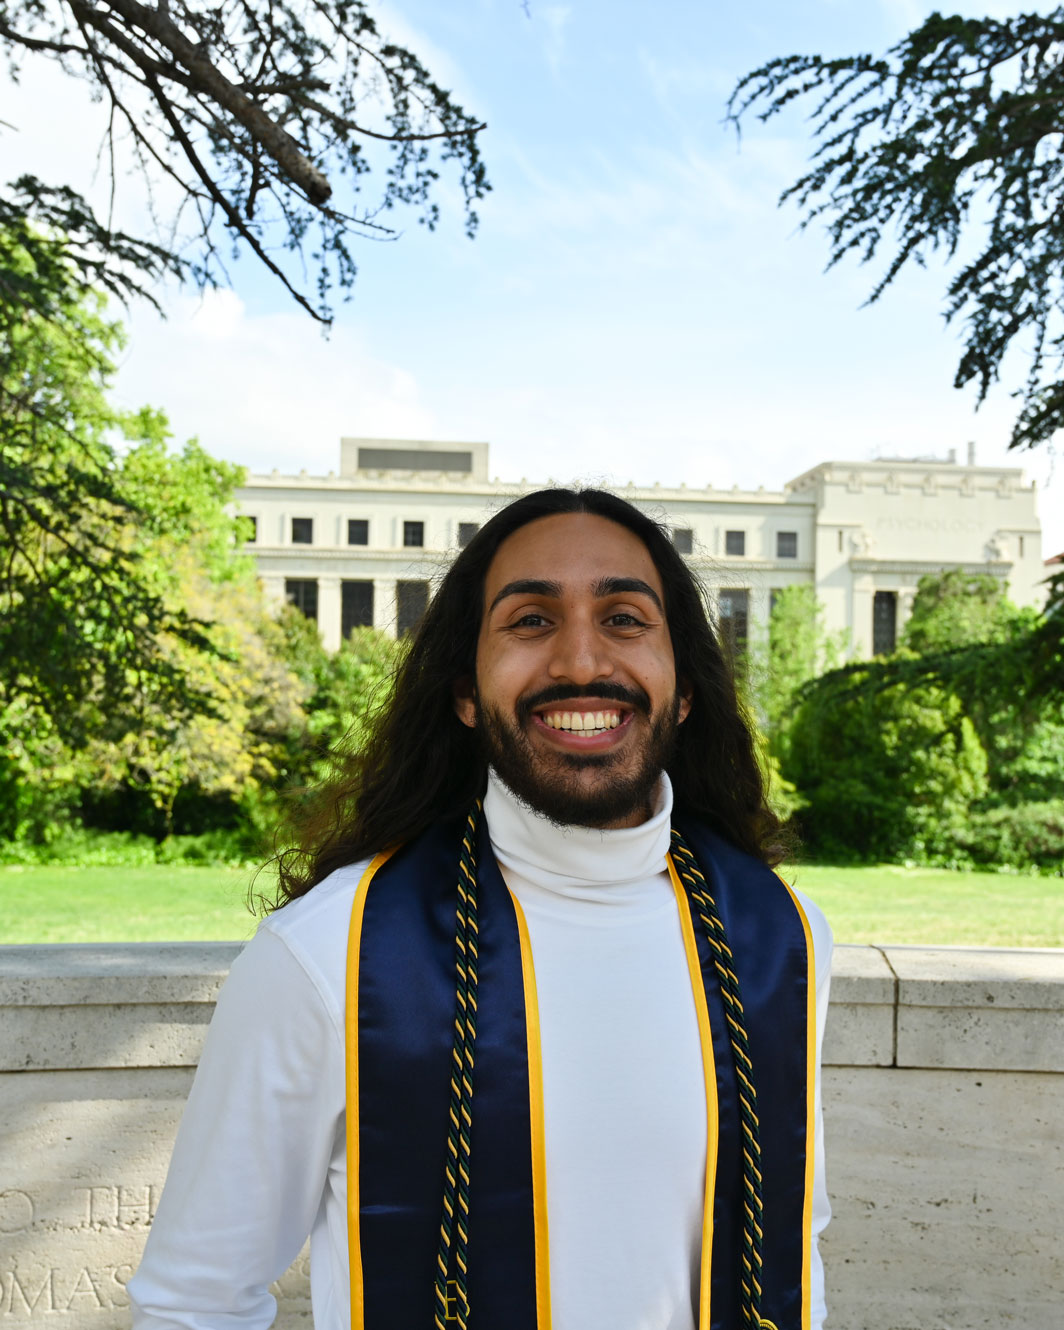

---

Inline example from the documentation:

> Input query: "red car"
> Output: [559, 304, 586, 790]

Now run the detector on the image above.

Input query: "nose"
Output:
[547, 614, 614, 684]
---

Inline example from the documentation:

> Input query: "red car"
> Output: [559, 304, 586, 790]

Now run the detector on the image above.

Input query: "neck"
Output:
[483, 768, 674, 894]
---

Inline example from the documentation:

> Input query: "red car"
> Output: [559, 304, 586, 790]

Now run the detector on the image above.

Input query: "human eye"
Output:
[605, 610, 646, 629]
[510, 610, 551, 630]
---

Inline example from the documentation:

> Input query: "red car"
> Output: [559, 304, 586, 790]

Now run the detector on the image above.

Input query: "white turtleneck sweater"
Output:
[129, 774, 831, 1330]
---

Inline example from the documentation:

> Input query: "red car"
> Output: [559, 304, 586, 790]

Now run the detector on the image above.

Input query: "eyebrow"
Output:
[488, 576, 664, 615]
[488, 579, 563, 613]
[592, 577, 664, 612]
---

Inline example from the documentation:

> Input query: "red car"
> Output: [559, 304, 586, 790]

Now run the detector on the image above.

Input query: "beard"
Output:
[475, 682, 682, 829]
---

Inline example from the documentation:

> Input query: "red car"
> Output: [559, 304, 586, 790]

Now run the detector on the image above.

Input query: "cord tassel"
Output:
[670, 827, 767, 1329]
[436, 802, 481, 1328]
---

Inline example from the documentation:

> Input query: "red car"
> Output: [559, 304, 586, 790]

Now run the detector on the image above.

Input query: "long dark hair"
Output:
[272, 488, 784, 904]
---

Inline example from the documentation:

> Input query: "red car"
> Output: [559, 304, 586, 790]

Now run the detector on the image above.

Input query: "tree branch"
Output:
[67, 0, 333, 205]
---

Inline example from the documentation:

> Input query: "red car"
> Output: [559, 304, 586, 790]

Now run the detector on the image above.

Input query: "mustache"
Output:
[515, 681, 651, 724]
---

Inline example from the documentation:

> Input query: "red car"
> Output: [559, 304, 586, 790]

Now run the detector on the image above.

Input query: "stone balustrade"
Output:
[2, 942, 1061, 1329]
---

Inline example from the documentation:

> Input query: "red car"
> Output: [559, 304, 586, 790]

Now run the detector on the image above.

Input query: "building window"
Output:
[672, 527, 693, 555]
[718, 588, 749, 657]
[458, 522, 479, 549]
[1019, 535, 1025, 558]
[838, 529, 844, 553]
[244, 515, 257, 543]
[291, 517, 313, 544]
[348, 519, 369, 546]
[725, 530, 745, 557]
[342, 581, 374, 636]
[873, 591, 897, 655]
[397, 580, 430, 637]
[777, 531, 798, 559]
[285, 579, 318, 622]
[403, 520, 425, 548]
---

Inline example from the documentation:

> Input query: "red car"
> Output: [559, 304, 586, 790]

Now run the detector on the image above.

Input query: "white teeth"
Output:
[542, 709, 622, 733]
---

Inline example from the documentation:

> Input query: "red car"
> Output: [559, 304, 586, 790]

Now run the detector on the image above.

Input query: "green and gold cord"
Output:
[670, 827, 767, 1329]
[435, 802, 481, 1329]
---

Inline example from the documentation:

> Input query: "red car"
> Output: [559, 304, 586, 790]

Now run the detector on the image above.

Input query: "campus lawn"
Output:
[0, 865, 265, 945]
[784, 863, 1062, 948]
[2, 860, 1061, 947]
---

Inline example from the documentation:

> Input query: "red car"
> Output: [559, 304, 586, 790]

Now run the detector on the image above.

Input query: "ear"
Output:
[677, 679, 693, 725]
[453, 675, 477, 729]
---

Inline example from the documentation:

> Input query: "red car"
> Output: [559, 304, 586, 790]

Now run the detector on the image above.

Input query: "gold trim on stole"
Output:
[345, 849, 397, 1330]
[666, 851, 720, 1330]
[508, 890, 554, 1330]
[776, 875, 818, 1330]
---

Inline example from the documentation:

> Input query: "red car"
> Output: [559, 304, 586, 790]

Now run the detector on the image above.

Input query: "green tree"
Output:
[754, 585, 847, 756]
[901, 569, 1017, 654]
[785, 662, 989, 862]
[900, 570, 1064, 805]
[784, 570, 1064, 865]
[76, 437, 309, 838]
[2, 6, 489, 741]
[0, 228, 216, 743]
[1, 428, 311, 846]
[2, 1, 489, 322]
[729, 9, 1064, 663]
[275, 610, 400, 788]
[728, 9, 1064, 453]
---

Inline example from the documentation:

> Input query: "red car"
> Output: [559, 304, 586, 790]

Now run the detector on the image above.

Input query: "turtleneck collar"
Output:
[484, 767, 674, 903]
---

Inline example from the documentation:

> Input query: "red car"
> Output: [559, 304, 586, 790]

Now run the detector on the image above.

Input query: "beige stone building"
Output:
[235, 437, 1046, 655]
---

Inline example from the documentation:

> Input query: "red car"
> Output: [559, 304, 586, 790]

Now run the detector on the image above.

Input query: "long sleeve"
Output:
[798, 887, 834, 1330]
[128, 926, 346, 1330]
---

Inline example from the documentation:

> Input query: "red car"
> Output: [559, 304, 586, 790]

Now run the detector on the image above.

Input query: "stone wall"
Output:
[2, 943, 1061, 1329]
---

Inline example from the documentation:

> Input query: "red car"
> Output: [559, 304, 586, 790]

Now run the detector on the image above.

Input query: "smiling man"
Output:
[130, 489, 833, 1330]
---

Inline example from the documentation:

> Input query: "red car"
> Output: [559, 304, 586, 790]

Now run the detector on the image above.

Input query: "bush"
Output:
[786, 663, 989, 862]
[954, 802, 1064, 872]
[0, 825, 258, 867]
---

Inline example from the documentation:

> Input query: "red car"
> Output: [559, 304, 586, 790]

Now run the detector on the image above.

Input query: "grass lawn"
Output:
[1, 861, 1060, 948]
[0, 865, 267, 945]
[784, 862, 1062, 948]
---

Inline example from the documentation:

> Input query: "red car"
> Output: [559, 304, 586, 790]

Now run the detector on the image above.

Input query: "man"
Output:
[130, 488, 832, 1330]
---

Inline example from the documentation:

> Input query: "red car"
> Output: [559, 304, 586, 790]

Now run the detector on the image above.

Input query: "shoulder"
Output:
[250, 858, 375, 1022]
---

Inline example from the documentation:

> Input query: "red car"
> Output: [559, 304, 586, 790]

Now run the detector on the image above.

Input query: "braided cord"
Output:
[670, 828, 767, 1329]
[434, 803, 481, 1330]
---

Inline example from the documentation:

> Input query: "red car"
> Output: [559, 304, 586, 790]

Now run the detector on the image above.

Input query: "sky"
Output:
[4, 0, 1062, 557]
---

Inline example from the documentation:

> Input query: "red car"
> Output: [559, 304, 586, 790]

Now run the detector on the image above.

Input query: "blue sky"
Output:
[4, 0, 1061, 555]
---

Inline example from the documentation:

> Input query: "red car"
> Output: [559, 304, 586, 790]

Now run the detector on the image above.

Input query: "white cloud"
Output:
[113, 290, 437, 474]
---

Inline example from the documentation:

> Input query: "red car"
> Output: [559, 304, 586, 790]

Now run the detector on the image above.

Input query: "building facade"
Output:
[235, 437, 1046, 655]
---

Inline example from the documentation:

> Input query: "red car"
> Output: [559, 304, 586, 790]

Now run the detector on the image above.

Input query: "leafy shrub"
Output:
[0, 825, 257, 867]
[954, 802, 1064, 872]
[786, 662, 989, 862]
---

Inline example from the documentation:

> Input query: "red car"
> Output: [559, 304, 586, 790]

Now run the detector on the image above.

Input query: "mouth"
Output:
[529, 702, 635, 746]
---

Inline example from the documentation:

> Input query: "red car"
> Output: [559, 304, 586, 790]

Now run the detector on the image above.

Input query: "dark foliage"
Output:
[729, 8, 1064, 452]
[0, 224, 218, 744]
[1, 0, 490, 321]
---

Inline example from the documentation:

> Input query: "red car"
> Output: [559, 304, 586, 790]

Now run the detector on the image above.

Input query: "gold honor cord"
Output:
[435, 803, 481, 1330]
[669, 828, 770, 1330]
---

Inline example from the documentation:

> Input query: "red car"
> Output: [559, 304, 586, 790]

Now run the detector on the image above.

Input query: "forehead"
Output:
[482, 512, 665, 610]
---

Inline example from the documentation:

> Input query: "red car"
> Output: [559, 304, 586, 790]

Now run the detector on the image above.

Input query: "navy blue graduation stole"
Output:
[345, 812, 816, 1330]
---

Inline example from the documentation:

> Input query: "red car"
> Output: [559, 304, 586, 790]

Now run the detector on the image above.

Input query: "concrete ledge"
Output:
[881, 945, 1064, 1073]
[6, 942, 1061, 1073]
[0, 943, 241, 1006]
[2, 942, 1063, 1330]
[822, 944, 896, 1067]
[0, 945, 242, 1073]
